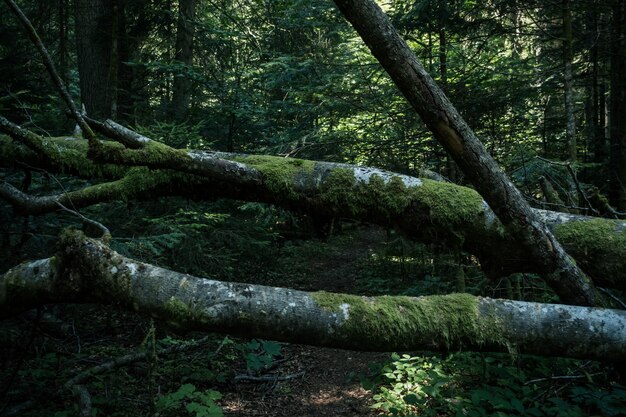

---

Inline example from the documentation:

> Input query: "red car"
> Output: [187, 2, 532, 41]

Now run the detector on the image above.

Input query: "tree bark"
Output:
[74, 0, 114, 119]
[58, 0, 69, 85]
[331, 0, 598, 306]
[1, 127, 626, 292]
[1, 231, 625, 361]
[609, 0, 626, 210]
[116, 0, 152, 123]
[588, 1, 606, 163]
[170, 0, 196, 121]
[563, 0, 577, 162]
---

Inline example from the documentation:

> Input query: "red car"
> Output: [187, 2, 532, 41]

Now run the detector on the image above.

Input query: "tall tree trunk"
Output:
[609, 0, 626, 210]
[563, 0, 576, 161]
[600, 81, 607, 151]
[109, 0, 119, 119]
[116, 3, 133, 122]
[116, 0, 152, 123]
[74, 0, 114, 119]
[171, 0, 196, 122]
[332, 0, 599, 306]
[589, 2, 606, 162]
[439, 29, 459, 182]
[57, 0, 68, 85]
[438, 29, 447, 84]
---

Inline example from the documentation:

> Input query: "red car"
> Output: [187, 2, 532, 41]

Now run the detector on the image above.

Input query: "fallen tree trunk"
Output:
[1, 230, 625, 361]
[1, 132, 625, 291]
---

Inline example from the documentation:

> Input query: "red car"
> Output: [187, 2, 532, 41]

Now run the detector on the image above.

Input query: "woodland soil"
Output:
[221, 226, 389, 416]
[0, 226, 393, 416]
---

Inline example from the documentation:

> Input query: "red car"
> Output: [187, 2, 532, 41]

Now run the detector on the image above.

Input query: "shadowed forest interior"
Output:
[1, 0, 626, 416]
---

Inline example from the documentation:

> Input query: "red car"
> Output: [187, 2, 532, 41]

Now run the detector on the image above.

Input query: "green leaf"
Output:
[247, 340, 260, 350]
[510, 397, 524, 413]
[261, 340, 281, 356]
[403, 393, 420, 405]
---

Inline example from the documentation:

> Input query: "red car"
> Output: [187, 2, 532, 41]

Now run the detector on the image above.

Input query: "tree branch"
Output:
[3, 0, 95, 139]
[55, 202, 110, 238]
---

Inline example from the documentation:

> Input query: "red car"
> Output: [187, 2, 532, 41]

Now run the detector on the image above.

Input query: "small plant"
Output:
[242, 339, 282, 374]
[364, 352, 626, 417]
[367, 353, 451, 416]
[155, 383, 223, 417]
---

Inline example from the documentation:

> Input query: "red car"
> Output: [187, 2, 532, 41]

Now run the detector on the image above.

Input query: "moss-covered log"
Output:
[1, 130, 626, 291]
[0, 119, 123, 179]
[1, 231, 625, 361]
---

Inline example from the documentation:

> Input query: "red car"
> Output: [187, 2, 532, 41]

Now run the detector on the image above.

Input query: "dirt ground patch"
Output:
[222, 345, 386, 416]
[221, 227, 390, 416]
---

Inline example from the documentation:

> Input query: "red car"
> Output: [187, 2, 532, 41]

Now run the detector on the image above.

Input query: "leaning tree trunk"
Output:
[331, 0, 597, 306]
[1, 231, 625, 361]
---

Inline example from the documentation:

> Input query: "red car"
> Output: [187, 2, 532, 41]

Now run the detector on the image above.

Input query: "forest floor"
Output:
[221, 227, 390, 417]
[0, 226, 395, 417]
[221, 345, 383, 417]
[3, 223, 626, 417]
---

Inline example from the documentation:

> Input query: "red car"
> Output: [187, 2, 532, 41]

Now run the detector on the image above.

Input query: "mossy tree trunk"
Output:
[1, 231, 625, 361]
[1, 124, 626, 293]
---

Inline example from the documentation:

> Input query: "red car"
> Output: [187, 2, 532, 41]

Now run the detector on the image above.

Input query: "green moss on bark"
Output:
[57, 229, 134, 302]
[317, 169, 485, 237]
[89, 138, 188, 167]
[76, 167, 201, 205]
[318, 168, 363, 213]
[554, 219, 626, 286]
[410, 180, 485, 226]
[230, 155, 316, 197]
[2, 134, 127, 179]
[317, 169, 410, 219]
[312, 292, 507, 351]
[163, 296, 214, 330]
[165, 297, 193, 321]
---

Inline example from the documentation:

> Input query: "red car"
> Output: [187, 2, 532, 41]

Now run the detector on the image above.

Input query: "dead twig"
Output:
[536, 156, 598, 215]
[525, 372, 603, 385]
[55, 202, 111, 239]
[234, 371, 305, 383]
[65, 336, 212, 389]
[3, 336, 219, 417]
[598, 288, 626, 309]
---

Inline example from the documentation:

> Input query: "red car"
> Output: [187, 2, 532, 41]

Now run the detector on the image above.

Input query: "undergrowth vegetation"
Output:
[2, 179, 626, 415]
[364, 352, 626, 417]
